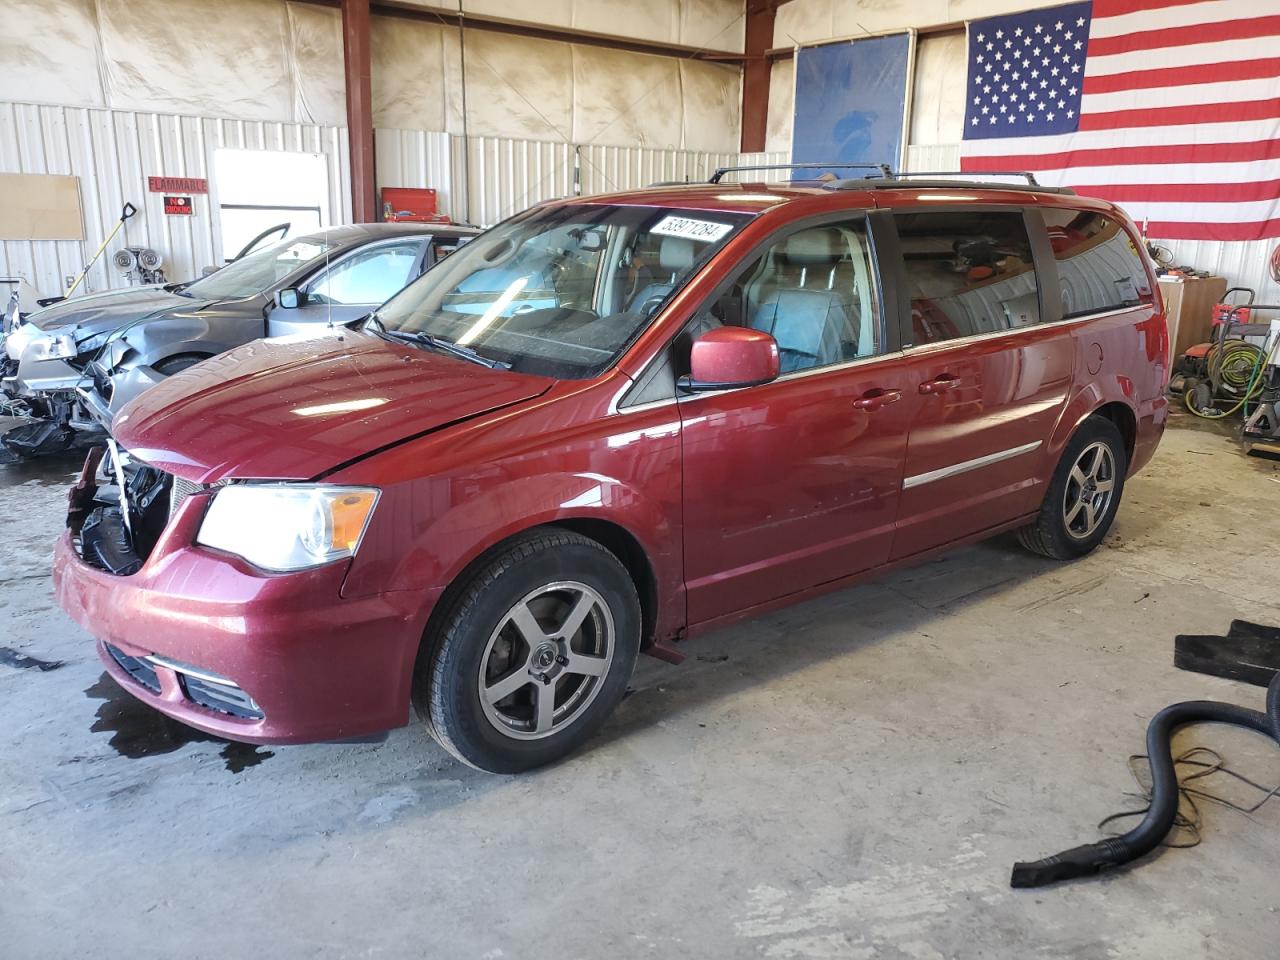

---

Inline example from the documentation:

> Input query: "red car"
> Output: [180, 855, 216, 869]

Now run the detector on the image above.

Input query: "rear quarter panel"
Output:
[1047, 217, 1169, 477]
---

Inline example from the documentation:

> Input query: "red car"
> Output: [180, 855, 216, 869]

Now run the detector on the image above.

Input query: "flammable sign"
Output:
[163, 195, 193, 216]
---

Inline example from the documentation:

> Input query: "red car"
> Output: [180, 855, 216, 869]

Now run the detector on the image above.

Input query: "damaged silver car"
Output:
[1, 223, 477, 459]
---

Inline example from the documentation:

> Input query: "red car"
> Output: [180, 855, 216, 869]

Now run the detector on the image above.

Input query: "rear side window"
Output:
[896, 211, 1040, 345]
[1042, 208, 1155, 318]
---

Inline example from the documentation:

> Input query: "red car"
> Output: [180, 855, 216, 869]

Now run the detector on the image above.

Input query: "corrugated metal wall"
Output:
[374, 131, 786, 228]
[0, 101, 349, 302]
[3, 98, 780, 301]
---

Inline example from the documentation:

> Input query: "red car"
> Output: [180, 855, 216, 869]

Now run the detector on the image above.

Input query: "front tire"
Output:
[1018, 415, 1127, 560]
[415, 529, 641, 773]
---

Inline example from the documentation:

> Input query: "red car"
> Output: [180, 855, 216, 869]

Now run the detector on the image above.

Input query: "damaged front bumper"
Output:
[54, 448, 427, 744]
[0, 356, 106, 459]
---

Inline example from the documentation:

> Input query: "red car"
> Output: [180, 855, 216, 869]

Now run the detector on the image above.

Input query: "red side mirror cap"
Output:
[682, 326, 781, 392]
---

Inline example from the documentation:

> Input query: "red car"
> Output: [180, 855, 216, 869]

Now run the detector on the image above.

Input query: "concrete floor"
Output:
[2, 410, 1278, 960]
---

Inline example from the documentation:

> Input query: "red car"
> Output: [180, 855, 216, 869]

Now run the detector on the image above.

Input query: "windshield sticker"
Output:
[651, 216, 733, 243]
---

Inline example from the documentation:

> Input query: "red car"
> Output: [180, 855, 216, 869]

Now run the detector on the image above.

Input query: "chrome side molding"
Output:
[903, 440, 1042, 490]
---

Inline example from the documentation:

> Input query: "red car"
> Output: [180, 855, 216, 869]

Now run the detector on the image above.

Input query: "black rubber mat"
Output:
[1175, 620, 1280, 688]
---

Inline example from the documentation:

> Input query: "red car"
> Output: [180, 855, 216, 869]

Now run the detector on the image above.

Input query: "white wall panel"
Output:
[374, 128, 457, 218]
[0, 102, 349, 300]
[463, 137, 577, 227]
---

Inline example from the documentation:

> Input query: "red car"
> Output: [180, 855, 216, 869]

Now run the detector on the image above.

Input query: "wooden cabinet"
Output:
[1159, 275, 1227, 358]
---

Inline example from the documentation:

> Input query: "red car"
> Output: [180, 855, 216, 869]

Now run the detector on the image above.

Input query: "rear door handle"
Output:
[851, 388, 903, 411]
[918, 375, 961, 395]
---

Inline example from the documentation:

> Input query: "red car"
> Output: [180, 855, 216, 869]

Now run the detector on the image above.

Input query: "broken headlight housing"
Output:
[25, 331, 78, 361]
[196, 483, 380, 572]
[4, 321, 38, 360]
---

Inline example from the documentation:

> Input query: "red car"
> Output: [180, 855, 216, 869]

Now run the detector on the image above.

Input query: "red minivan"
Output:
[54, 174, 1168, 772]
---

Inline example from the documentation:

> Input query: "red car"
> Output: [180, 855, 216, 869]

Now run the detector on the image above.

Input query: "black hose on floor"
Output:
[1010, 670, 1280, 888]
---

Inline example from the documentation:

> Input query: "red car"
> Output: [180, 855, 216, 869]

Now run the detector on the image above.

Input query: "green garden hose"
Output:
[1184, 336, 1278, 420]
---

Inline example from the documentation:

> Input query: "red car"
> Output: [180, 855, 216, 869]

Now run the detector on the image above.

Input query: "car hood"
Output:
[112, 330, 553, 483]
[29, 285, 215, 338]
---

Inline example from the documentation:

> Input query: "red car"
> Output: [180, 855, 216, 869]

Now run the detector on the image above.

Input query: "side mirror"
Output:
[201, 265, 219, 277]
[678, 326, 780, 393]
[275, 287, 302, 310]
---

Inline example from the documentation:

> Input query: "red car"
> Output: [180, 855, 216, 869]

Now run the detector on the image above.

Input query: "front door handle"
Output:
[851, 388, 903, 411]
[918, 375, 961, 395]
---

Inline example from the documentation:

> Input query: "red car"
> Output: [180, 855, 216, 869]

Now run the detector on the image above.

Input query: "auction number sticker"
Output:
[651, 215, 733, 243]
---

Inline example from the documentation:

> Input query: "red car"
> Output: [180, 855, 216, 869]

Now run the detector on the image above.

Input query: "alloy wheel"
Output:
[1062, 440, 1116, 540]
[477, 581, 615, 740]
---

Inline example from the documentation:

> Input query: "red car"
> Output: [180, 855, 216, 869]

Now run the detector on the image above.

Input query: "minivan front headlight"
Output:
[196, 484, 380, 572]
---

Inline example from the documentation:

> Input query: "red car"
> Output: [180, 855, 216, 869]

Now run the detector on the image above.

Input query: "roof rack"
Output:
[824, 171, 1076, 196]
[896, 170, 1043, 186]
[708, 162, 893, 184]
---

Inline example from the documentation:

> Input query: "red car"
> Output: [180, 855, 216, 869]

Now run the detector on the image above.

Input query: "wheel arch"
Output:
[418, 518, 661, 669]
[1090, 400, 1137, 464]
[1050, 381, 1140, 472]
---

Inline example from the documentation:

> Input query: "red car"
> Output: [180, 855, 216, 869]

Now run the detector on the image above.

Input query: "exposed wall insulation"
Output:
[285, 1, 347, 125]
[773, 0, 1071, 47]
[407, 0, 747, 53]
[765, 60, 795, 156]
[98, 0, 299, 121]
[0, 102, 349, 299]
[0, 0, 742, 154]
[0, 0, 106, 108]
[457, 33, 741, 151]
[370, 16, 458, 134]
[908, 31, 964, 147]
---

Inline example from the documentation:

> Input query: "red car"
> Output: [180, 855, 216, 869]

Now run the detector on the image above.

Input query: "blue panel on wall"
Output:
[791, 33, 911, 174]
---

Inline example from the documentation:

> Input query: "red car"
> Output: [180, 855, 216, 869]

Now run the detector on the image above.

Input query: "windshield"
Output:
[183, 237, 337, 300]
[373, 204, 751, 378]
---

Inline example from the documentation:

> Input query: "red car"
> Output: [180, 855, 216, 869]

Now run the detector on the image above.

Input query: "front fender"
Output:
[104, 363, 167, 420]
[115, 313, 261, 371]
[350, 470, 679, 597]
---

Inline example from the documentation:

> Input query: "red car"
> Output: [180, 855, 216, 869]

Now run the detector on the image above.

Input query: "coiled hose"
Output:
[1010, 669, 1280, 888]
[1184, 336, 1276, 420]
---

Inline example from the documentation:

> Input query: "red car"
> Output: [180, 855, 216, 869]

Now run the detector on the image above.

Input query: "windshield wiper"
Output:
[377, 328, 511, 370]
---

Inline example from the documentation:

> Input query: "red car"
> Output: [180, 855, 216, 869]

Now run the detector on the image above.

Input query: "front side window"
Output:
[695, 220, 881, 373]
[897, 210, 1040, 345]
[307, 241, 421, 305]
[183, 238, 336, 300]
[1042, 208, 1154, 318]
[373, 204, 751, 379]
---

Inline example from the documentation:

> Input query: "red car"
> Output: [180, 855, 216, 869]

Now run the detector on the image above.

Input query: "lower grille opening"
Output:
[105, 643, 161, 693]
[180, 675, 264, 720]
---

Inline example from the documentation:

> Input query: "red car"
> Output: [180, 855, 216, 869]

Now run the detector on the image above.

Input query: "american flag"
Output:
[960, 0, 1280, 242]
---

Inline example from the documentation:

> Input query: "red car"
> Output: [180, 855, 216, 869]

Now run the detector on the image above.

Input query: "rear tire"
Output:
[415, 529, 640, 773]
[1017, 415, 1127, 561]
